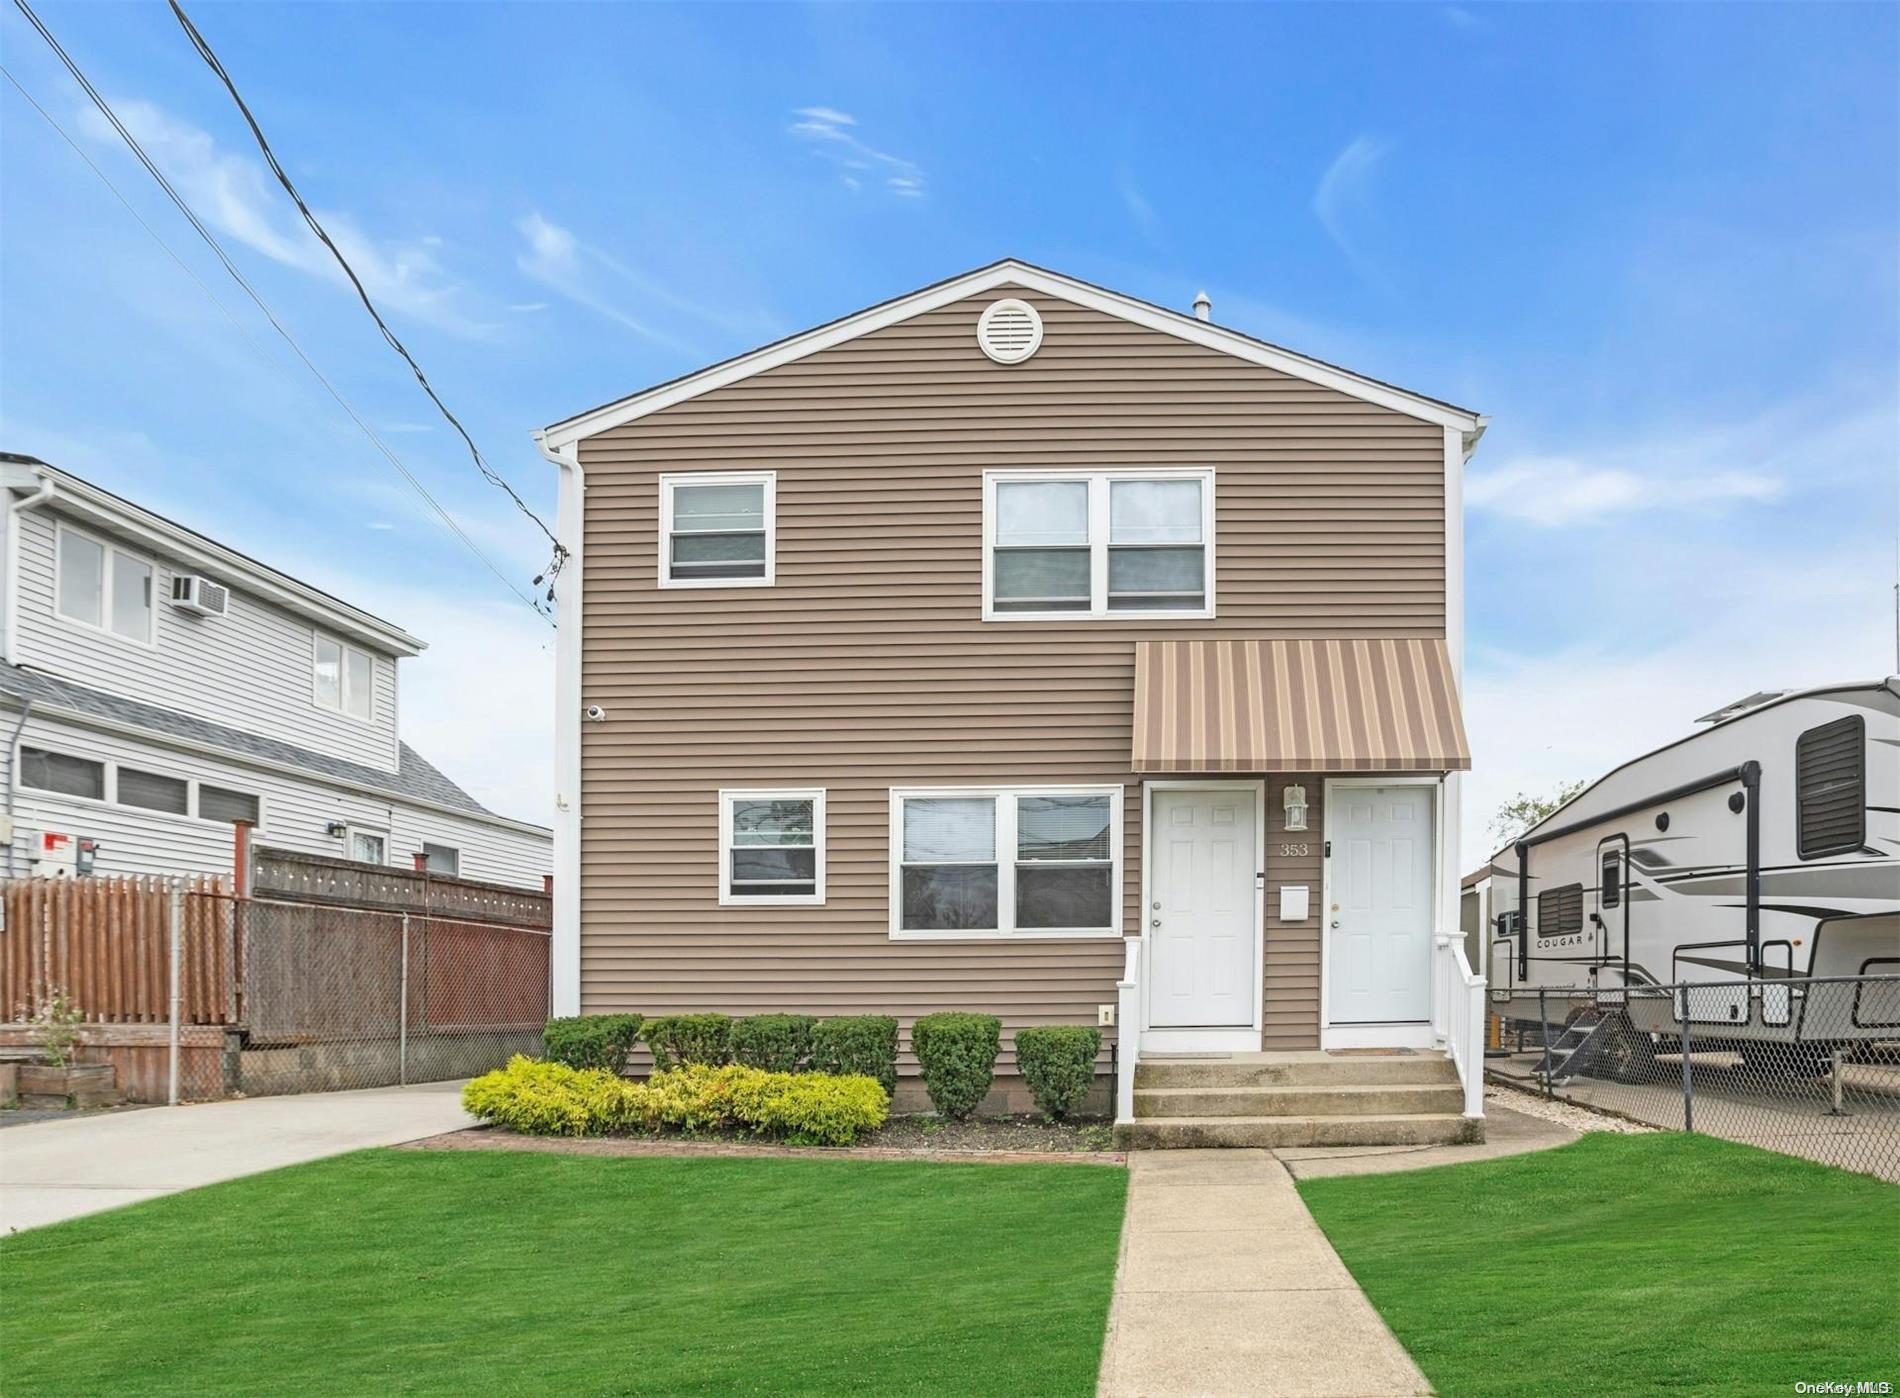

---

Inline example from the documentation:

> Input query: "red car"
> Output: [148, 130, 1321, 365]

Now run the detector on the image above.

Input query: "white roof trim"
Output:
[536, 260, 1483, 451]
[1, 461, 424, 656]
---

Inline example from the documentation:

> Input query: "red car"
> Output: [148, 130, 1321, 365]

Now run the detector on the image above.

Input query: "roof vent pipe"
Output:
[1192, 290, 1212, 322]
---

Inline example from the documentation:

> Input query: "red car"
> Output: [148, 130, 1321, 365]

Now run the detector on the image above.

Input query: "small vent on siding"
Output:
[976, 298, 1043, 364]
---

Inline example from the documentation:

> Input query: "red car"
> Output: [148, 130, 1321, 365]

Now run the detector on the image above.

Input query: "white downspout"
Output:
[3, 469, 57, 667]
[534, 432, 584, 1016]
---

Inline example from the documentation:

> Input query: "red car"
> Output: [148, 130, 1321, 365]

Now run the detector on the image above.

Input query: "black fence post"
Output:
[1679, 989, 1694, 1134]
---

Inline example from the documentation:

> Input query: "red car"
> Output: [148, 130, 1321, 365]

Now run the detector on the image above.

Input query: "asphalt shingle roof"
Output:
[0, 661, 493, 817]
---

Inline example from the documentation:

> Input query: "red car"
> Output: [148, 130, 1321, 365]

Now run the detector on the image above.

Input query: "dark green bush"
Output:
[542, 1014, 643, 1074]
[729, 1014, 817, 1073]
[810, 1015, 898, 1096]
[1014, 1025, 1102, 1120]
[642, 1014, 732, 1071]
[910, 1012, 1001, 1120]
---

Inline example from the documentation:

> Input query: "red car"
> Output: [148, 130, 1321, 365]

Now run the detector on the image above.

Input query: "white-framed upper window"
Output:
[719, 788, 824, 905]
[983, 469, 1214, 621]
[347, 827, 388, 865]
[55, 522, 156, 645]
[421, 842, 460, 876]
[890, 786, 1121, 940]
[313, 633, 375, 721]
[660, 471, 775, 588]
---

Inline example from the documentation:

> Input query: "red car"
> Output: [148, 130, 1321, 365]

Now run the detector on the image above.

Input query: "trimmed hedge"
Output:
[462, 1056, 888, 1145]
[911, 1012, 1001, 1120]
[1015, 1025, 1102, 1120]
[730, 1014, 817, 1074]
[542, 1014, 643, 1074]
[810, 1015, 898, 1096]
[643, 1014, 732, 1070]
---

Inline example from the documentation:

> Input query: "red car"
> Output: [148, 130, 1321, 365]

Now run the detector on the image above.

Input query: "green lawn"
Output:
[0, 1149, 1127, 1396]
[1298, 1132, 1899, 1397]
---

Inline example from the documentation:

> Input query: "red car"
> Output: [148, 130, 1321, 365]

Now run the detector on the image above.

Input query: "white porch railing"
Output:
[1115, 936, 1141, 1124]
[1434, 933, 1487, 1118]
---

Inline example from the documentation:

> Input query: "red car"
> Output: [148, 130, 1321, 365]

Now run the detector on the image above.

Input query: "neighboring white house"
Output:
[0, 454, 550, 888]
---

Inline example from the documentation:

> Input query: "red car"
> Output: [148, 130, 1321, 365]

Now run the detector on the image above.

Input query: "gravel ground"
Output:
[1485, 1080, 1656, 1135]
[872, 1114, 1115, 1153]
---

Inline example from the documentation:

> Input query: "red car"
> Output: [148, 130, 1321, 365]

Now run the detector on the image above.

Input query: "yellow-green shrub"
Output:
[463, 1056, 889, 1146]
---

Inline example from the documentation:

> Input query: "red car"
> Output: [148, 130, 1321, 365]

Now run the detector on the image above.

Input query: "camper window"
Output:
[1600, 853, 1621, 909]
[1795, 716, 1864, 860]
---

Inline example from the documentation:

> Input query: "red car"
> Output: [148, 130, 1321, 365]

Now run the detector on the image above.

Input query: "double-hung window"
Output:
[985, 470, 1213, 620]
[313, 634, 374, 720]
[661, 472, 775, 587]
[56, 523, 154, 644]
[719, 789, 824, 904]
[892, 787, 1120, 938]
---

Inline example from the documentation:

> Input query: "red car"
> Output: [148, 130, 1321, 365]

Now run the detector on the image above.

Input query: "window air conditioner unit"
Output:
[170, 575, 230, 617]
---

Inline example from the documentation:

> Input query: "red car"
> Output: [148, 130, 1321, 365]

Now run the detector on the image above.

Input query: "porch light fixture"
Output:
[1282, 784, 1309, 832]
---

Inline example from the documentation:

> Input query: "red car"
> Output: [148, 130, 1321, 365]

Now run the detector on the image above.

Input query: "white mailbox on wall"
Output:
[1279, 885, 1310, 921]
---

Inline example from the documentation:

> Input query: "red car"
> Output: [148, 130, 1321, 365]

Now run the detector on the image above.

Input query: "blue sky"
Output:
[2, 2, 1895, 854]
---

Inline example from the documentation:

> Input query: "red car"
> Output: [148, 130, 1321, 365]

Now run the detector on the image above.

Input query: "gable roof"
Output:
[0, 661, 549, 834]
[535, 258, 1487, 453]
[0, 454, 424, 657]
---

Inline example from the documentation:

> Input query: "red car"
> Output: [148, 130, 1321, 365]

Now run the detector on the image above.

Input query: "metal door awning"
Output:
[1131, 637, 1472, 773]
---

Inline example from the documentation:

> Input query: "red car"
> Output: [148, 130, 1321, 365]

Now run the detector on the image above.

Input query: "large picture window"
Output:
[892, 787, 1120, 938]
[985, 470, 1213, 620]
[661, 472, 775, 587]
[720, 789, 824, 905]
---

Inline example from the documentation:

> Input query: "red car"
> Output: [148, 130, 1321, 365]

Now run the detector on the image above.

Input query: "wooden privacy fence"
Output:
[1, 875, 232, 1024]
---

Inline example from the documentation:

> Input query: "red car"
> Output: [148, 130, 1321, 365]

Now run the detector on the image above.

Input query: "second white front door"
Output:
[1150, 787, 1257, 1028]
[1328, 784, 1435, 1024]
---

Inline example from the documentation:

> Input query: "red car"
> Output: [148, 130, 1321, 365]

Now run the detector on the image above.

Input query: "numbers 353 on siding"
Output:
[1279, 842, 1309, 857]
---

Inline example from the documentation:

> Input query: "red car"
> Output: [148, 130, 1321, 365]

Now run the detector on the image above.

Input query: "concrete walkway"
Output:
[0, 1080, 475, 1233]
[1098, 1149, 1431, 1398]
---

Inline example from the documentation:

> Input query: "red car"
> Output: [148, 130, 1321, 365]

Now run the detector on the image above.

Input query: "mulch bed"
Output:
[405, 1115, 1125, 1166]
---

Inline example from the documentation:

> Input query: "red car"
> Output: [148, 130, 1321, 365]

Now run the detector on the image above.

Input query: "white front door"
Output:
[1328, 785, 1434, 1024]
[1150, 787, 1257, 1028]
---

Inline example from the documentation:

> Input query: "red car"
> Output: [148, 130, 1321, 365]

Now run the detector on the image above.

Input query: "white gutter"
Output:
[3, 468, 57, 666]
[534, 430, 584, 1015]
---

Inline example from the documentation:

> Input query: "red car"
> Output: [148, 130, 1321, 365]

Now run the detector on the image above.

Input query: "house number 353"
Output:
[1279, 842, 1309, 857]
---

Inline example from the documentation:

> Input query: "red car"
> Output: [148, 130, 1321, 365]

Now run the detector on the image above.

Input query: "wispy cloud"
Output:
[1116, 167, 1161, 244]
[508, 302, 549, 314]
[1312, 134, 1392, 283]
[77, 98, 491, 337]
[788, 106, 926, 199]
[1467, 457, 1782, 526]
[514, 212, 775, 349]
[1441, 6, 1485, 31]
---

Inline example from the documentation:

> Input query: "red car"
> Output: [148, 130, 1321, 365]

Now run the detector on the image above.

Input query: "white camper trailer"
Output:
[1489, 678, 1899, 1055]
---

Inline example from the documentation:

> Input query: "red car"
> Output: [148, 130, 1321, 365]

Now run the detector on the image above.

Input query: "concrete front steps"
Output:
[1116, 1049, 1483, 1150]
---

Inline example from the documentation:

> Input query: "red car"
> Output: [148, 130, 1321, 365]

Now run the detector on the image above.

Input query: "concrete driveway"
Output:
[0, 1080, 475, 1233]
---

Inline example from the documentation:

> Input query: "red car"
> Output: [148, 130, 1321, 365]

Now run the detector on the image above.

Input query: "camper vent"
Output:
[1795, 715, 1864, 859]
[976, 298, 1043, 364]
[170, 575, 230, 618]
[1537, 883, 1583, 938]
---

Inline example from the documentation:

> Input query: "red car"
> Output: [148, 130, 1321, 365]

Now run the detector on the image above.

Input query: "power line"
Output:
[166, 0, 566, 601]
[7, 0, 550, 620]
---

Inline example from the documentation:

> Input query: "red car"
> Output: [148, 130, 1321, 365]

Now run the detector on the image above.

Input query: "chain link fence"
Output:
[1488, 975, 1900, 1182]
[197, 893, 550, 1096]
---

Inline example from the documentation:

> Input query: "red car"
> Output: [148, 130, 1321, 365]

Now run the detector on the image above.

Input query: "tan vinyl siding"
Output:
[575, 286, 1446, 1063]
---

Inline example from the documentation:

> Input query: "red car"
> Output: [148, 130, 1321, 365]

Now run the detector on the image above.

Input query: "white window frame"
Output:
[14, 746, 267, 832]
[658, 470, 777, 590]
[54, 521, 158, 648]
[345, 825, 389, 866]
[981, 468, 1215, 622]
[420, 842, 461, 877]
[888, 784, 1123, 941]
[719, 787, 825, 906]
[311, 632, 376, 723]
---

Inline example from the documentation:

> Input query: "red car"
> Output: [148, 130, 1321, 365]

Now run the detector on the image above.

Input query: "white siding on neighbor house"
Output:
[5, 713, 551, 889]
[10, 506, 401, 773]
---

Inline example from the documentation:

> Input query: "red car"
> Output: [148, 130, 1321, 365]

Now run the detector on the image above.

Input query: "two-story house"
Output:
[534, 260, 1486, 1134]
[0, 455, 550, 889]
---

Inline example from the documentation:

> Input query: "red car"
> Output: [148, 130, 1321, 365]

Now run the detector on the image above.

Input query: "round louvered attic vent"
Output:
[976, 298, 1043, 364]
